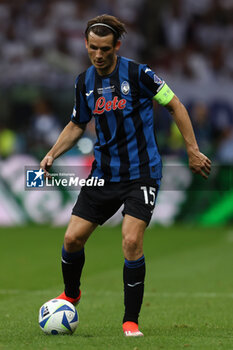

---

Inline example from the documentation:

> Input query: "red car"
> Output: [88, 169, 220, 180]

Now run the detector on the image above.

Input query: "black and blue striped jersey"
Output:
[71, 56, 174, 182]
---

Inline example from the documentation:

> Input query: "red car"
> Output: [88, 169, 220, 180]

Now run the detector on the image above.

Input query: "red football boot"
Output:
[56, 290, 81, 306]
[123, 321, 144, 337]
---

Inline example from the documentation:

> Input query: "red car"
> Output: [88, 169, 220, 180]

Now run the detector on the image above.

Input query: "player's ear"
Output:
[115, 40, 121, 52]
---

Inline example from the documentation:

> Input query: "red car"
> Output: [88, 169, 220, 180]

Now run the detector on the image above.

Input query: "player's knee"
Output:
[122, 236, 142, 256]
[64, 232, 85, 251]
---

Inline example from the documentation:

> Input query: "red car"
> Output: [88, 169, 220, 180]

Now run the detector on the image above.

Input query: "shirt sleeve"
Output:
[71, 74, 92, 124]
[139, 65, 174, 106]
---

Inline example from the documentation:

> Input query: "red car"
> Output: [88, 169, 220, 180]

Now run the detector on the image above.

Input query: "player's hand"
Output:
[188, 151, 211, 179]
[40, 155, 54, 177]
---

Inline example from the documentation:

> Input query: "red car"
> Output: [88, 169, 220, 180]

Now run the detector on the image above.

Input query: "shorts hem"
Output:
[122, 210, 151, 226]
[72, 211, 102, 225]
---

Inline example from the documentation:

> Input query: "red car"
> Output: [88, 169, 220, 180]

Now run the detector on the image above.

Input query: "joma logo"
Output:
[93, 96, 126, 115]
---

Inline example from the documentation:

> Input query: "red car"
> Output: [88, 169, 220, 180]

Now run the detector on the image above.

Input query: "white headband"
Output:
[89, 23, 117, 35]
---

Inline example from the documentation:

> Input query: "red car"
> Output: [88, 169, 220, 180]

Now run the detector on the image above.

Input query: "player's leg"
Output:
[122, 214, 146, 336]
[58, 215, 98, 304]
[64, 214, 98, 252]
[58, 181, 122, 305]
[121, 178, 160, 336]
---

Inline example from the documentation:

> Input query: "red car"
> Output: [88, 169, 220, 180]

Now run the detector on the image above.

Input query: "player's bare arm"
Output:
[166, 95, 211, 179]
[40, 121, 85, 171]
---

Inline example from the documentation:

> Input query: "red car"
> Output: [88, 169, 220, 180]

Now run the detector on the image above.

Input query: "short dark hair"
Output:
[85, 14, 127, 46]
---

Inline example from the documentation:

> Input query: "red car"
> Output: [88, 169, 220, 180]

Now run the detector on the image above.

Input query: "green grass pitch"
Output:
[0, 224, 233, 349]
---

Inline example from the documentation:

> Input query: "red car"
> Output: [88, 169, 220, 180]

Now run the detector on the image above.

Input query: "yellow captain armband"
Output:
[153, 83, 174, 106]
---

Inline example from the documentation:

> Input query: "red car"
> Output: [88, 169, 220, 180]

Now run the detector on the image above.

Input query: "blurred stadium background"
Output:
[0, 0, 233, 227]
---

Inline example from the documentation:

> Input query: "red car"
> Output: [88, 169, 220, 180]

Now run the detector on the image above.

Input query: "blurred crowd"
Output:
[0, 0, 232, 84]
[0, 0, 233, 163]
[144, 0, 233, 81]
[0, 0, 145, 86]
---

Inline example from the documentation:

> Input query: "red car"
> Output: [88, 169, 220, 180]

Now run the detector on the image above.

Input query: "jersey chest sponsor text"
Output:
[93, 96, 126, 115]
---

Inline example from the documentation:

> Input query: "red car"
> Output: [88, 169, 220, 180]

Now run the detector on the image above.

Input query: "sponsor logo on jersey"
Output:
[93, 96, 126, 115]
[121, 81, 130, 95]
[86, 90, 93, 97]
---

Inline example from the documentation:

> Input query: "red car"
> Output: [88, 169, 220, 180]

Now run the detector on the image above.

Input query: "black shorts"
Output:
[72, 178, 160, 225]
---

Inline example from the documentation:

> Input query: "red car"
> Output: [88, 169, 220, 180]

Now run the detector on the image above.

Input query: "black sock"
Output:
[61, 245, 85, 298]
[123, 255, 145, 324]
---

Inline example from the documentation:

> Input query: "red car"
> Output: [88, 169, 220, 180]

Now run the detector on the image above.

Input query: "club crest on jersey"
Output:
[121, 81, 130, 95]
